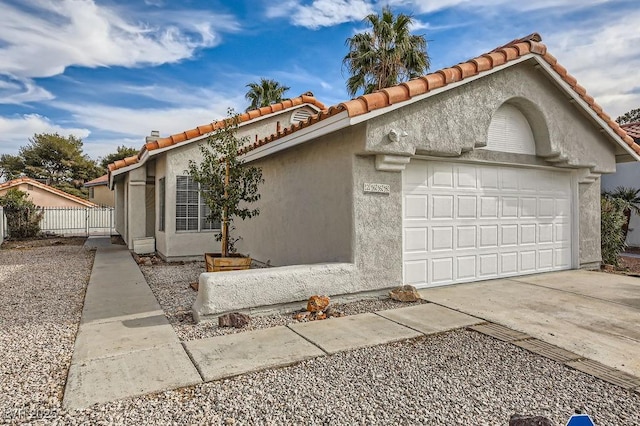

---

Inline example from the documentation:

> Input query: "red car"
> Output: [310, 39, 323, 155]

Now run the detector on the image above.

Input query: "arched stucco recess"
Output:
[363, 61, 617, 177]
[484, 97, 551, 155]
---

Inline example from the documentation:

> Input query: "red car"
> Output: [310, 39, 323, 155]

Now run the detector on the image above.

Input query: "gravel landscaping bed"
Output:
[140, 262, 425, 341]
[0, 243, 94, 423]
[30, 330, 640, 425]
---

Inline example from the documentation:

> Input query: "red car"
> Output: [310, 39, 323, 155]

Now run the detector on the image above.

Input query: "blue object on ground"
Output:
[566, 414, 595, 426]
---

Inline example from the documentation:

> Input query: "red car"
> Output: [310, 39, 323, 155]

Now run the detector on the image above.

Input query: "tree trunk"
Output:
[623, 207, 632, 241]
[221, 160, 230, 257]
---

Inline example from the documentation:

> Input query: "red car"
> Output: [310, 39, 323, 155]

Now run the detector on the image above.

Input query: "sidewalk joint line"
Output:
[181, 341, 206, 383]
[285, 325, 330, 355]
[372, 311, 427, 336]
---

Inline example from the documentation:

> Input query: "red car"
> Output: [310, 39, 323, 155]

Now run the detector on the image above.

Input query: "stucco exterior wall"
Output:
[350, 154, 404, 288]
[234, 125, 363, 265]
[579, 179, 602, 267]
[601, 162, 640, 247]
[89, 185, 114, 207]
[366, 61, 617, 175]
[0, 184, 89, 208]
[152, 106, 319, 260]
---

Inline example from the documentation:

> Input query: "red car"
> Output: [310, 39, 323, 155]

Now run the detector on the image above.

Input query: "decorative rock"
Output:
[218, 312, 251, 328]
[307, 295, 330, 312]
[313, 312, 327, 321]
[293, 311, 310, 321]
[190, 282, 199, 291]
[389, 285, 421, 302]
[509, 414, 553, 426]
[324, 306, 343, 318]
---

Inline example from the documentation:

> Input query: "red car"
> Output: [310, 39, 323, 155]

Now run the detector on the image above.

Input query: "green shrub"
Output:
[0, 189, 43, 239]
[601, 195, 627, 266]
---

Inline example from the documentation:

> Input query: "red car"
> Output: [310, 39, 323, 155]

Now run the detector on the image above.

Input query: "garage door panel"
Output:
[480, 196, 499, 218]
[457, 226, 477, 249]
[404, 195, 428, 219]
[431, 258, 454, 284]
[480, 225, 498, 248]
[403, 160, 572, 287]
[431, 227, 453, 251]
[431, 163, 454, 187]
[404, 260, 428, 285]
[404, 228, 428, 252]
[457, 165, 477, 188]
[500, 252, 518, 274]
[479, 254, 498, 277]
[432, 195, 454, 219]
[457, 195, 477, 218]
[457, 256, 477, 280]
[501, 225, 518, 246]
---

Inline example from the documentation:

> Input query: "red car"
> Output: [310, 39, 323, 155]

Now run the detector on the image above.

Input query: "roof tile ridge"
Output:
[108, 93, 325, 173]
[1, 177, 96, 207]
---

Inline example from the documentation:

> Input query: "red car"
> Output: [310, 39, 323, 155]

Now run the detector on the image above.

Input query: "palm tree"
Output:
[245, 78, 290, 111]
[603, 186, 640, 240]
[342, 7, 430, 97]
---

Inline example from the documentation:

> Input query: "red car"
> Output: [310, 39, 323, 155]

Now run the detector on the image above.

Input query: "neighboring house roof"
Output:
[0, 177, 98, 207]
[621, 122, 640, 141]
[84, 174, 109, 187]
[239, 33, 640, 159]
[108, 93, 325, 174]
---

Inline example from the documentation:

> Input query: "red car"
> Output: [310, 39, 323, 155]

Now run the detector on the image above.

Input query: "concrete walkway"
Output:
[418, 270, 640, 379]
[63, 238, 202, 410]
[63, 237, 483, 409]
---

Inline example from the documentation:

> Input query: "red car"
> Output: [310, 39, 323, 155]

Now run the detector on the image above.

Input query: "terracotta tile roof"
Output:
[621, 122, 640, 141]
[0, 177, 98, 207]
[239, 33, 640, 157]
[108, 94, 325, 173]
[84, 174, 108, 187]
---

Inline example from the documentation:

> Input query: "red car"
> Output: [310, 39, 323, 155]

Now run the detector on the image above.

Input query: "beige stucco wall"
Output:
[234, 125, 363, 266]
[0, 184, 88, 207]
[89, 185, 114, 207]
[154, 109, 307, 259]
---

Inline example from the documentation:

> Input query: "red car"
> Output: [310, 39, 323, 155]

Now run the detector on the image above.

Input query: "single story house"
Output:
[84, 174, 115, 207]
[601, 122, 640, 246]
[109, 33, 640, 319]
[108, 94, 325, 254]
[0, 177, 97, 208]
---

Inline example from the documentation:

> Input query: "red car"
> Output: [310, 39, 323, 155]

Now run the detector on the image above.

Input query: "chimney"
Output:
[146, 130, 160, 143]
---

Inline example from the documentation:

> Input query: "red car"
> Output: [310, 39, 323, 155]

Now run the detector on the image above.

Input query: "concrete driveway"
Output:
[418, 270, 640, 378]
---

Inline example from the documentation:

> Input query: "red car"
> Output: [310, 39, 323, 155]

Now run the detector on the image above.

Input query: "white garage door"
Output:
[403, 161, 573, 287]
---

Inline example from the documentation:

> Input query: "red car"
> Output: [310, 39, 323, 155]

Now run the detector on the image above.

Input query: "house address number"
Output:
[364, 182, 390, 194]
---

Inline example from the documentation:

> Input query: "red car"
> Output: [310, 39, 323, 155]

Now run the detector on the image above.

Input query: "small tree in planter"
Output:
[187, 109, 263, 272]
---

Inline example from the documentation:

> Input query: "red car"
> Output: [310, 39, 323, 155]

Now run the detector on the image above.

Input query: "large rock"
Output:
[218, 312, 251, 328]
[389, 285, 421, 302]
[307, 295, 330, 312]
[509, 414, 553, 426]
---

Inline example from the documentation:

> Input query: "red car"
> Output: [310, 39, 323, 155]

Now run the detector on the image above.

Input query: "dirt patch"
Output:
[618, 254, 640, 275]
[1, 236, 86, 250]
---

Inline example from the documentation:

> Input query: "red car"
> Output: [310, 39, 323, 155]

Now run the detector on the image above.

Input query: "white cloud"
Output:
[0, 0, 239, 106]
[387, 0, 614, 14]
[0, 76, 54, 104]
[54, 92, 245, 140]
[0, 0, 238, 79]
[0, 114, 91, 154]
[267, 0, 375, 28]
[545, 8, 640, 117]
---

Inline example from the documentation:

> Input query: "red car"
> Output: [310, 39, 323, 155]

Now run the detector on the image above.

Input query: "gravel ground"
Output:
[0, 243, 94, 424]
[3, 246, 640, 424]
[18, 330, 640, 425]
[140, 262, 426, 341]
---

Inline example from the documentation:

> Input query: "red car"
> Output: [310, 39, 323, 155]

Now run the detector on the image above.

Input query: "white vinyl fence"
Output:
[1, 207, 115, 238]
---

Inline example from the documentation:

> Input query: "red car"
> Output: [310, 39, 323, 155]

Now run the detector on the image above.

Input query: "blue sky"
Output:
[1, 0, 638, 162]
